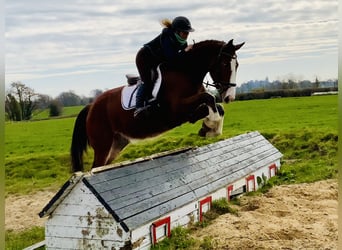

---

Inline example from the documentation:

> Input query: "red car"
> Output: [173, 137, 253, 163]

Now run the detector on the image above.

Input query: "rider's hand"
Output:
[185, 44, 193, 52]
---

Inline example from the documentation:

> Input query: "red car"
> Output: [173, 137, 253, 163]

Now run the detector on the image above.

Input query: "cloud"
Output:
[5, 0, 338, 96]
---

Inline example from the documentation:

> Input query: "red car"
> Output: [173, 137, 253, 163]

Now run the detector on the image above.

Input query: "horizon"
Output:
[8, 76, 337, 99]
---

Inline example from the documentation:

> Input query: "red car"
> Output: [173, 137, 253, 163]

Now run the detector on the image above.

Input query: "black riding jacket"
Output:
[144, 28, 188, 63]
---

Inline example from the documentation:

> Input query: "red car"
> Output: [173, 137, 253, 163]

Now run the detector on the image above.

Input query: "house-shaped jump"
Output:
[39, 131, 282, 249]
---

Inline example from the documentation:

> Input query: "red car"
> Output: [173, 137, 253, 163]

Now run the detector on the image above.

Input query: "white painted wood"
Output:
[45, 224, 127, 240]
[45, 236, 127, 250]
[155, 225, 167, 240]
[45, 182, 129, 249]
[211, 187, 229, 201]
[130, 201, 200, 249]
[23, 240, 45, 250]
[201, 202, 210, 214]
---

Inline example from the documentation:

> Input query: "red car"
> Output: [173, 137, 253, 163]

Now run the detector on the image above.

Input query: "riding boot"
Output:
[134, 83, 151, 118]
[135, 83, 146, 108]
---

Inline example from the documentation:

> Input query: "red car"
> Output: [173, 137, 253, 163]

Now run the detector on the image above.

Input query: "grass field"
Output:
[5, 95, 337, 195]
[31, 105, 83, 120]
[5, 95, 338, 249]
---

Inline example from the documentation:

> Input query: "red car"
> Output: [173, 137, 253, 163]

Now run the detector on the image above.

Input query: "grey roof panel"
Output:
[84, 131, 282, 230]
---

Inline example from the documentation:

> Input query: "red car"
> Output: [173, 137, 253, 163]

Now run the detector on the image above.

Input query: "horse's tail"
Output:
[71, 105, 90, 173]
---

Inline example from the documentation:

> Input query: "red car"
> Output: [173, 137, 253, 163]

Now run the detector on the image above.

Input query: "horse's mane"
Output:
[191, 39, 225, 51]
[167, 40, 225, 71]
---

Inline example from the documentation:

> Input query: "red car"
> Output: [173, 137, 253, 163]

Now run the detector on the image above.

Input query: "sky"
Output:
[5, 0, 338, 98]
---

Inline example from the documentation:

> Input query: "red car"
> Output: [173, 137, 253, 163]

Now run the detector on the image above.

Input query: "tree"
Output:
[57, 91, 82, 106]
[314, 77, 320, 88]
[87, 89, 104, 103]
[49, 100, 63, 117]
[35, 94, 52, 110]
[5, 94, 21, 121]
[91, 89, 103, 99]
[5, 82, 38, 121]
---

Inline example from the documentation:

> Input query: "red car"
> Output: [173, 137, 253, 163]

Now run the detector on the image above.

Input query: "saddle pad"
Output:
[121, 65, 162, 110]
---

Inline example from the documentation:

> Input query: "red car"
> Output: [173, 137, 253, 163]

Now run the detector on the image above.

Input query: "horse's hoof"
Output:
[198, 122, 211, 137]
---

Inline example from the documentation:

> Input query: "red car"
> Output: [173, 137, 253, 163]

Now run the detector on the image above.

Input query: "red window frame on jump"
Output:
[246, 175, 256, 192]
[269, 163, 277, 178]
[151, 216, 171, 245]
[227, 185, 234, 201]
[199, 196, 212, 222]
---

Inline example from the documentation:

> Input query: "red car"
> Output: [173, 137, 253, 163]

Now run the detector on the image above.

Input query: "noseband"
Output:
[206, 45, 237, 94]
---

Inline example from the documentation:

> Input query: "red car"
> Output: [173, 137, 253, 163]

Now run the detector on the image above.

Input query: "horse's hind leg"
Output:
[105, 133, 130, 165]
[92, 134, 129, 168]
[92, 141, 113, 169]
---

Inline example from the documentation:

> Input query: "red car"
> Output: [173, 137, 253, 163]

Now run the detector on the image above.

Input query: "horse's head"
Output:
[209, 39, 244, 103]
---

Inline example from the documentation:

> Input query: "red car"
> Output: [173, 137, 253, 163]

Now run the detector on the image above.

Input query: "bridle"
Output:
[206, 44, 237, 94]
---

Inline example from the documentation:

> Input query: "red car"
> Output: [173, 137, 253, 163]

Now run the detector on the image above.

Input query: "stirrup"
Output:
[134, 105, 150, 118]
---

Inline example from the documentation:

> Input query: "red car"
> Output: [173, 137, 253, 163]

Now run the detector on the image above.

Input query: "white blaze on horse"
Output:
[70, 39, 244, 171]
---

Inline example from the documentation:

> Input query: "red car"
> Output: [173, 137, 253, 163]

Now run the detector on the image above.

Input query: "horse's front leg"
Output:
[179, 92, 220, 123]
[198, 103, 225, 137]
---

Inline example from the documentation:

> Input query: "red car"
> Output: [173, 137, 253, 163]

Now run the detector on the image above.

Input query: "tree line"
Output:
[5, 82, 104, 121]
[237, 77, 337, 94]
[235, 77, 338, 100]
[5, 77, 338, 121]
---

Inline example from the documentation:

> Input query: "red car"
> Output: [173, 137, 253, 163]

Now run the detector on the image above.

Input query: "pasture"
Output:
[5, 95, 338, 249]
[5, 95, 337, 195]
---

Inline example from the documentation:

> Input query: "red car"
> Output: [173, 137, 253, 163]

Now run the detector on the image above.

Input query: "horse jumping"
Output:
[71, 39, 244, 172]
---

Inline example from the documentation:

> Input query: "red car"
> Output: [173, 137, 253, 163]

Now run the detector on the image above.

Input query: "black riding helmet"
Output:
[172, 16, 195, 32]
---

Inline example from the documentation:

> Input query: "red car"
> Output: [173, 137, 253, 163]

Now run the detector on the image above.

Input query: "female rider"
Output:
[134, 16, 195, 118]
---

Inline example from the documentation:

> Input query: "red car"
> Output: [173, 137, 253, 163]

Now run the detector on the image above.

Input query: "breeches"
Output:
[135, 47, 159, 90]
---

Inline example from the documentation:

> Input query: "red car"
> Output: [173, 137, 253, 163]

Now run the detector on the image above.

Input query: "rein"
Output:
[204, 81, 236, 88]
[207, 44, 237, 93]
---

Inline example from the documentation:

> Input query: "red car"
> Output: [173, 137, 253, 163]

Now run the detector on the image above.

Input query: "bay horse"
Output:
[71, 39, 244, 172]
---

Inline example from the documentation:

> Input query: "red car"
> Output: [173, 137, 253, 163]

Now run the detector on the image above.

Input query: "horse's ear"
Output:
[227, 39, 234, 46]
[234, 42, 245, 51]
[227, 39, 244, 51]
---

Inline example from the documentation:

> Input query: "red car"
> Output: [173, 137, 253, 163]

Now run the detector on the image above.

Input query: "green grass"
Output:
[5, 95, 337, 195]
[5, 117, 79, 194]
[31, 106, 83, 120]
[151, 226, 197, 250]
[115, 95, 337, 162]
[5, 95, 338, 249]
[223, 95, 337, 134]
[5, 227, 45, 250]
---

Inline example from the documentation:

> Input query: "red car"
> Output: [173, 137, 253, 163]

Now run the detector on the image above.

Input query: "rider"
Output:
[134, 16, 195, 118]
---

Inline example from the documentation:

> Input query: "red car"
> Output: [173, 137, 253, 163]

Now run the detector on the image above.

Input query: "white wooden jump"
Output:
[39, 131, 282, 250]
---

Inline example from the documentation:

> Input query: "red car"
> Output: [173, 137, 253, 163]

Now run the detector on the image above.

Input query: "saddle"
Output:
[121, 65, 162, 110]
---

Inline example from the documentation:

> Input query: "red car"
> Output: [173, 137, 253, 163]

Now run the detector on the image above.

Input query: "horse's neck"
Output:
[164, 41, 221, 85]
[185, 43, 221, 82]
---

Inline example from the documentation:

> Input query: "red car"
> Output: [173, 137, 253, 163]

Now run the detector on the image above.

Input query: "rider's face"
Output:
[179, 31, 189, 40]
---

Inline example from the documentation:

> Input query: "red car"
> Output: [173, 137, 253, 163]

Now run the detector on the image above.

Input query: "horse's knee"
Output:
[189, 104, 209, 123]
[216, 103, 224, 116]
[207, 106, 221, 122]
[204, 92, 218, 112]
